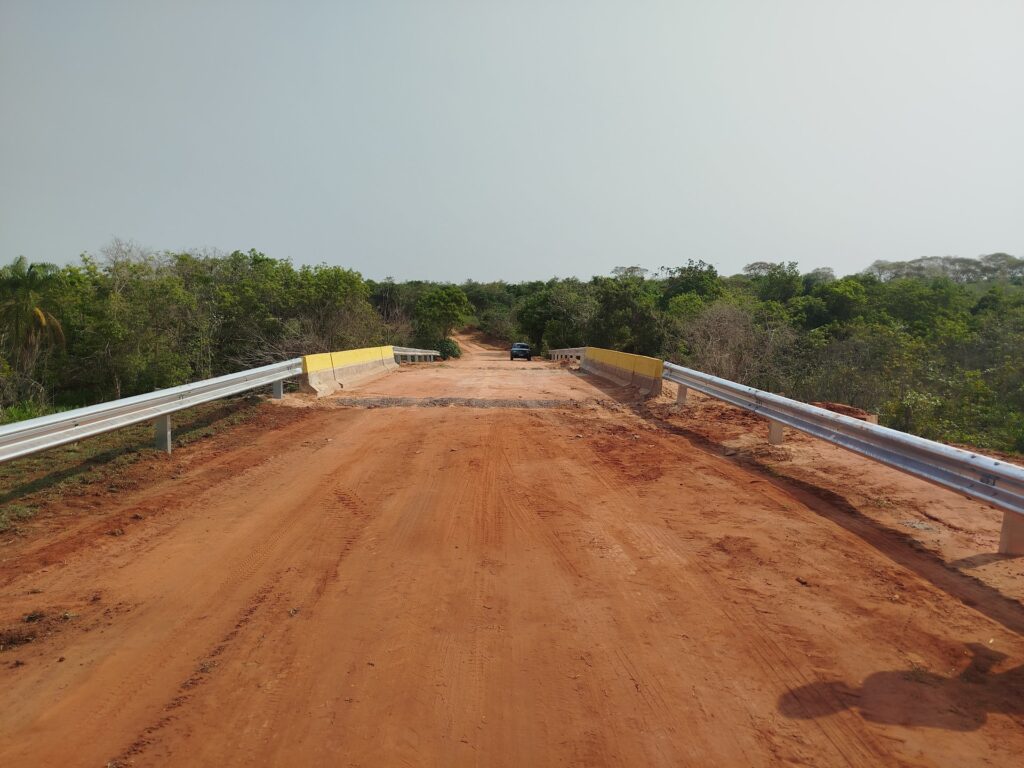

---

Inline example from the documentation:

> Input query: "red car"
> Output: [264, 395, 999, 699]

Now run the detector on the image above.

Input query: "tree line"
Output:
[0, 240, 469, 420]
[2, 242, 1022, 453]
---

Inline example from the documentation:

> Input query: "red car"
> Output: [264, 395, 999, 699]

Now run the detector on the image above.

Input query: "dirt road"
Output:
[2, 338, 1023, 766]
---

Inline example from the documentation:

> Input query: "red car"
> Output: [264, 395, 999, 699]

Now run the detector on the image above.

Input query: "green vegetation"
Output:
[2, 244, 1023, 454]
[413, 285, 474, 350]
[0, 503, 36, 534]
[461, 255, 1024, 454]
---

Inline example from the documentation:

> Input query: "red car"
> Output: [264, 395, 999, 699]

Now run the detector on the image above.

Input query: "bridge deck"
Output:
[1, 336, 1022, 766]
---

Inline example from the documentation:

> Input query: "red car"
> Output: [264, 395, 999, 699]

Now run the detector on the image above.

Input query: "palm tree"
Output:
[0, 256, 65, 376]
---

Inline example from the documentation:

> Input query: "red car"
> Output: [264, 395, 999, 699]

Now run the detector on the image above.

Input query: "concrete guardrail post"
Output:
[272, 380, 284, 399]
[768, 420, 784, 445]
[1000, 513, 1024, 555]
[676, 385, 688, 405]
[154, 414, 172, 454]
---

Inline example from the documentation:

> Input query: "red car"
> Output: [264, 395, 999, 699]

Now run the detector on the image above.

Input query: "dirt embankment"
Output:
[1, 334, 1022, 767]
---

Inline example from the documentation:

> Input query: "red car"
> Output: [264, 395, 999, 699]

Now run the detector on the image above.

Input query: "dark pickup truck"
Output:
[510, 342, 532, 361]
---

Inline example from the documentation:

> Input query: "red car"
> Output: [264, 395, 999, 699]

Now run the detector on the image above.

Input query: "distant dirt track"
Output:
[1, 333, 1023, 766]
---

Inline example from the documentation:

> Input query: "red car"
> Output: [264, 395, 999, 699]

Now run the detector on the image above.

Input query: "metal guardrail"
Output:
[548, 347, 585, 361]
[0, 358, 303, 462]
[662, 361, 1024, 518]
[392, 346, 440, 362]
[0, 345, 442, 463]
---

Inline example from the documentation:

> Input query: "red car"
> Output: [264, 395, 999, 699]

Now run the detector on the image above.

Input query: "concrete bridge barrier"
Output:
[581, 347, 663, 397]
[300, 346, 399, 397]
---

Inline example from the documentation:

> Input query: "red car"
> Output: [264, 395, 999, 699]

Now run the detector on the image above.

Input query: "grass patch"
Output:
[0, 503, 36, 533]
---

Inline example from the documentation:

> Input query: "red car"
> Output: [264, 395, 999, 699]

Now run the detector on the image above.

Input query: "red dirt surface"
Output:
[1, 333, 1022, 766]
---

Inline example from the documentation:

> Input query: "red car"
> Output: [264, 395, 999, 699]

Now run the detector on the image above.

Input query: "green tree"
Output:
[660, 260, 722, 307]
[744, 261, 803, 303]
[801, 267, 836, 293]
[543, 279, 597, 349]
[514, 289, 551, 347]
[414, 285, 473, 343]
[813, 278, 867, 322]
[0, 256, 65, 397]
[785, 295, 829, 329]
[588, 273, 663, 355]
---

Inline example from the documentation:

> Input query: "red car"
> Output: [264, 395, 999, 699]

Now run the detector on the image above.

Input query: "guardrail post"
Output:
[999, 512, 1024, 555]
[676, 385, 688, 405]
[154, 414, 172, 454]
[271, 380, 284, 399]
[768, 420, 784, 445]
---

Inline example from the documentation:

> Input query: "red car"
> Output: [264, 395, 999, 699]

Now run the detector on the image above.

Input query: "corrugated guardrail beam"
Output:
[662, 361, 1024, 554]
[0, 345, 441, 463]
[0, 358, 303, 461]
[548, 347, 584, 361]
[392, 346, 441, 363]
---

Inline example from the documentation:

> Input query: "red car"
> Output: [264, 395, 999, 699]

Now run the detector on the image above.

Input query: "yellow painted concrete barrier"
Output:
[582, 347, 663, 396]
[301, 345, 397, 396]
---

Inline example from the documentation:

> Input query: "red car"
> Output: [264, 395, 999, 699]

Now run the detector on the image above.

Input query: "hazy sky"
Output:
[2, 1, 1021, 282]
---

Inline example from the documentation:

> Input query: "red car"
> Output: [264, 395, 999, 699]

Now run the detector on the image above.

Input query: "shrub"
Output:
[435, 338, 461, 360]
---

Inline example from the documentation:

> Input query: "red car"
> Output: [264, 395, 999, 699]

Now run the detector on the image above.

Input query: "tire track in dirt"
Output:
[2, 341, 1023, 766]
[510, 409, 902, 766]
[115, 484, 379, 766]
[0, 410, 394, 767]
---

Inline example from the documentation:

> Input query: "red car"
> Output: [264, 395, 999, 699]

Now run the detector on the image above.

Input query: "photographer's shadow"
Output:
[779, 643, 1023, 731]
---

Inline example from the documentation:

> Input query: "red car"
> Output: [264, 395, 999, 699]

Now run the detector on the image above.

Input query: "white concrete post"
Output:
[154, 414, 172, 454]
[676, 385, 688, 405]
[999, 512, 1024, 555]
[768, 420, 784, 445]
[271, 380, 284, 399]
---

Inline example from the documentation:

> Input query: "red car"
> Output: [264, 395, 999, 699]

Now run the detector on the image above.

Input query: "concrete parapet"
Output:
[580, 347, 663, 397]
[301, 346, 398, 397]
